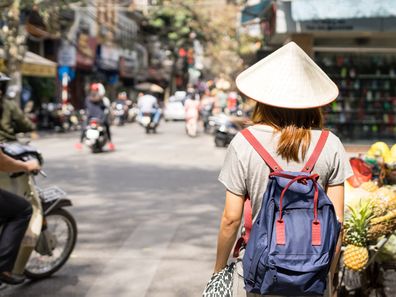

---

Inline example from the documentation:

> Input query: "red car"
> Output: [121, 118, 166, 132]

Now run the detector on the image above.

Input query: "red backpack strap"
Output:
[241, 129, 283, 172]
[233, 195, 252, 258]
[234, 128, 281, 258]
[302, 130, 329, 173]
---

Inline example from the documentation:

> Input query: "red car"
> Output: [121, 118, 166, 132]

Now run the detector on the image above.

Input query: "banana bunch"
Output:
[367, 142, 396, 164]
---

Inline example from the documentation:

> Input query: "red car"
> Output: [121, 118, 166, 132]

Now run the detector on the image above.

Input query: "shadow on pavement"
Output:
[2, 159, 225, 297]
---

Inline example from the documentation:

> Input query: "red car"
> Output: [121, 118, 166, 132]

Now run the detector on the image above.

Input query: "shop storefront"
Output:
[242, 0, 396, 140]
[0, 50, 57, 78]
[0, 49, 57, 108]
[316, 50, 396, 140]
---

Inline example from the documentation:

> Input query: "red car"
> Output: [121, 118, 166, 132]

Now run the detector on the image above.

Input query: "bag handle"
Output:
[302, 130, 329, 173]
[241, 129, 283, 172]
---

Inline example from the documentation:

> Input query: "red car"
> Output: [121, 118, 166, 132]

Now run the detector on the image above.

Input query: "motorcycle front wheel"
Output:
[25, 208, 77, 280]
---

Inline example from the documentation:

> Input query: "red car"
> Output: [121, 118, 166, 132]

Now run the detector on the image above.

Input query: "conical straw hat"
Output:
[236, 42, 339, 109]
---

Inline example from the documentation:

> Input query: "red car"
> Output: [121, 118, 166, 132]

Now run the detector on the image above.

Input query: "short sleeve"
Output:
[328, 136, 354, 186]
[218, 144, 247, 196]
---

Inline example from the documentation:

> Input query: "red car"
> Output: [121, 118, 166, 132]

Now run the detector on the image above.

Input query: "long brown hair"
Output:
[252, 103, 324, 162]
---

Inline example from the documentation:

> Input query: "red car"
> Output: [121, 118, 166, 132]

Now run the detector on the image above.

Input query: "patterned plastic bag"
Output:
[203, 263, 235, 297]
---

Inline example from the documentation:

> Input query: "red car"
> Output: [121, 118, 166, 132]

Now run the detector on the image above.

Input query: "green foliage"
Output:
[146, 0, 245, 80]
[238, 33, 261, 57]
[147, 1, 209, 49]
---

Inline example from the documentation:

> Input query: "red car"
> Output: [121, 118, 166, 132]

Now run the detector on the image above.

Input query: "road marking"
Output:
[85, 219, 178, 297]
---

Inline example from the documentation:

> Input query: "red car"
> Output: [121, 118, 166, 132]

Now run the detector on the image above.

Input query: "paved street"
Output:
[1, 121, 227, 297]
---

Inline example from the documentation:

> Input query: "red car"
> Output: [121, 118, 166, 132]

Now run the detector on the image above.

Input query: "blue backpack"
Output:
[235, 129, 341, 296]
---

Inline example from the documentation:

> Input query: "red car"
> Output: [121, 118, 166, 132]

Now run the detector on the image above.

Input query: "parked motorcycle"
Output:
[83, 118, 108, 153]
[60, 103, 81, 132]
[38, 103, 80, 133]
[0, 142, 77, 280]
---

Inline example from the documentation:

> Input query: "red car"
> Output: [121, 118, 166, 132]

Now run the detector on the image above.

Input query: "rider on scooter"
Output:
[112, 91, 129, 122]
[0, 73, 40, 285]
[0, 140, 41, 286]
[137, 92, 161, 127]
[76, 83, 114, 151]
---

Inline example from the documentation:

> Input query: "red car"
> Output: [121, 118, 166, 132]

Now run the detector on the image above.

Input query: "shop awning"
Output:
[0, 50, 57, 77]
[292, 0, 396, 21]
[241, 0, 271, 24]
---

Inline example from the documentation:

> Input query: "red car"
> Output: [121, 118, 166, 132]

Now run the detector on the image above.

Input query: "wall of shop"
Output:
[254, 1, 396, 140]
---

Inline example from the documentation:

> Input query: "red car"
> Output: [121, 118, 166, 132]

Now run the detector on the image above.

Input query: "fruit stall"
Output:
[340, 142, 396, 296]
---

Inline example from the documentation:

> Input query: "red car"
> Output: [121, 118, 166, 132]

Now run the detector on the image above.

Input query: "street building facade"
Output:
[240, 0, 396, 140]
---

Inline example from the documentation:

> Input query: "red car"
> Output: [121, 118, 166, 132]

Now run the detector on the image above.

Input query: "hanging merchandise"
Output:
[317, 52, 395, 140]
[341, 67, 348, 78]
[353, 80, 360, 90]
[350, 68, 356, 78]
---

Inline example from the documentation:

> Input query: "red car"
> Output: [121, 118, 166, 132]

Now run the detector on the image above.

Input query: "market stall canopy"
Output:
[0, 50, 57, 77]
[241, 0, 271, 24]
[292, 0, 396, 21]
[134, 82, 164, 93]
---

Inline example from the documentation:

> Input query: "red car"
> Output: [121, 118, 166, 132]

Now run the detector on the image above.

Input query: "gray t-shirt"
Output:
[219, 124, 353, 233]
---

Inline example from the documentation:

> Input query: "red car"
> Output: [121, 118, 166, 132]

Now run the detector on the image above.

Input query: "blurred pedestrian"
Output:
[211, 42, 353, 297]
[227, 91, 238, 115]
[200, 89, 215, 133]
[217, 89, 228, 112]
[184, 90, 200, 137]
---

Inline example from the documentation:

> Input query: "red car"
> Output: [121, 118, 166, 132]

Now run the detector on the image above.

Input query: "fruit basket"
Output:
[339, 142, 396, 296]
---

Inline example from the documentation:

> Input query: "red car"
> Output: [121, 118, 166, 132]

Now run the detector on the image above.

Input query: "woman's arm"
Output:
[0, 150, 40, 173]
[214, 190, 244, 273]
[326, 184, 344, 278]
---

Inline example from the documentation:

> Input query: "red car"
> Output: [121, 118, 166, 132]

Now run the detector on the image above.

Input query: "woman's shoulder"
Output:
[312, 129, 345, 157]
[311, 129, 342, 143]
[228, 126, 273, 154]
[228, 130, 249, 150]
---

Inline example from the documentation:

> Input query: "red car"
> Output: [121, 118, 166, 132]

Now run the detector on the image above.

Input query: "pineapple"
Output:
[367, 187, 396, 240]
[343, 245, 369, 272]
[343, 203, 373, 271]
[370, 197, 387, 217]
[368, 210, 396, 239]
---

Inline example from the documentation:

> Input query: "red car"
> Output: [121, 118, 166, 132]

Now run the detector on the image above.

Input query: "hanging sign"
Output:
[58, 42, 76, 67]
[76, 34, 97, 69]
[98, 44, 120, 71]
